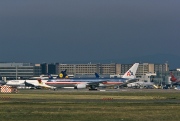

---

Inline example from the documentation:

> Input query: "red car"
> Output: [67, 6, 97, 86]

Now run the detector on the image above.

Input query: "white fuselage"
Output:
[45, 78, 125, 88]
[6, 79, 48, 87]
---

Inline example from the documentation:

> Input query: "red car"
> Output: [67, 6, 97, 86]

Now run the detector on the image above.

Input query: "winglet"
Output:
[122, 63, 139, 79]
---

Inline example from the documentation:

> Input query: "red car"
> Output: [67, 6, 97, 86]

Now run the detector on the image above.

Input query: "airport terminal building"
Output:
[0, 63, 41, 80]
[0, 62, 170, 82]
[41, 62, 169, 77]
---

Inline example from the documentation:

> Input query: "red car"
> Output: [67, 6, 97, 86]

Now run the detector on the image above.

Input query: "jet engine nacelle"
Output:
[75, 84, 87, 89]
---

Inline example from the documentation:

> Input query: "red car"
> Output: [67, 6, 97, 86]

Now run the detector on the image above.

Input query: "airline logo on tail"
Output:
[122, 63, 139, 79]
[126, 70, 133, 76]
[57, 69, 68, 79]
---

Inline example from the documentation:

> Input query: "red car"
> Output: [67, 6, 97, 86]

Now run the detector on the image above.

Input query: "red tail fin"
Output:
[37, 79, 42, 84]
[170, 72, 177, 82]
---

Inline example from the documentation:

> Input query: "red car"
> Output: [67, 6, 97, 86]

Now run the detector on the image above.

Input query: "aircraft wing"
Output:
[172, 81, 180, 85]
[120, 78, 138, 87]
[24, 81, 40, 88]
[87, 81, 107, 85]
[86, 79, 138, 89]
[25, 80, 55, 89]
[39, 83, 55, 89]
[85, 81, 108, 90]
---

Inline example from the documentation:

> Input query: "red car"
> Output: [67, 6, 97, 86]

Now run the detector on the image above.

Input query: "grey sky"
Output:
[0, 1, 180, 67]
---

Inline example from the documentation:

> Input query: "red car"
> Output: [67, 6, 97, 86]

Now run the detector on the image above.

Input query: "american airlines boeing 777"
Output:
[45, 63, 139, 90]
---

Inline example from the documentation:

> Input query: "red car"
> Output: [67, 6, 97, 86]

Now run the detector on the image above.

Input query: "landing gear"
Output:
[53, 88, 57, 91]
[89, 85, 98, 91]
[89, 88, 97, 91]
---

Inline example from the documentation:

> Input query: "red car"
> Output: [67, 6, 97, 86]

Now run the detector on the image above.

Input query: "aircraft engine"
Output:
[75, 84, 87, 89]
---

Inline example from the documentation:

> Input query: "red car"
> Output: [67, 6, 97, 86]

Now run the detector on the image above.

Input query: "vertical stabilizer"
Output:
[37, 79, 43, 84]
[95, 73, 100, 78]
[58, 69, 68, 78]
[170, 72, 177, 82]
[122, 63, 139, 79]
[48, 73, 53, 79]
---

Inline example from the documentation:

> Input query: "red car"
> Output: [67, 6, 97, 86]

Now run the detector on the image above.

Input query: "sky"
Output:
[0, 1, 180, 68]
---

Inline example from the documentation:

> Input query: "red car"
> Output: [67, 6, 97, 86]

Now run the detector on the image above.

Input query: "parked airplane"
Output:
[45, 63, 139, 90]
[170, 72, 180, 85]
[127, 81, 154, 88]
[174, 86, 180, 90]
[95, 73, 100, 78]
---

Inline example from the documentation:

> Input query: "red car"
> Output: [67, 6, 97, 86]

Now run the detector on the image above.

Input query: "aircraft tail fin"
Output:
[95, 73, 100, 78]
[58, 69, 68, 78]
[170, 72, 177, 82]
[37, 79, 43, 84]
[47, 73, 53, 79]
[122, 63, 139, 79]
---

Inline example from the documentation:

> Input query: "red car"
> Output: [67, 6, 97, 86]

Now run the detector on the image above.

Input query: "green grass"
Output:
[0, 89, 180, 121]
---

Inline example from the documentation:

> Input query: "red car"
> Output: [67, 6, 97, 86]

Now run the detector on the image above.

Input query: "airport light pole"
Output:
[143, 63, 144, 82]
[161, 65, 163, 88]
[16, 65, 17, 80]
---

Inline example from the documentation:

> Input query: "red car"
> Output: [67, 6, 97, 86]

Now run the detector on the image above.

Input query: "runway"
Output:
[3, 88, 178, 104]
[1, 88, 180, 106]
[40, 88, 180, 93]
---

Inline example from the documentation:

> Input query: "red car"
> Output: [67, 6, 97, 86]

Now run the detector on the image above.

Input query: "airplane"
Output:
[6, 80, 25, 87]
[170, 72, 180, 85]
[6, 78, 54, 89]
[56, 69, 68, 78]
[174, 86, 180, 90]
[127, 81, 154, 89]
[45, 63, 139, 90]
[95, 73, 100, 78]
[25, 79, 55, 89]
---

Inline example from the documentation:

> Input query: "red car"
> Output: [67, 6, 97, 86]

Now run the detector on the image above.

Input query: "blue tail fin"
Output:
[95, 73, 100, 78]
[47, 73, 53, 79]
